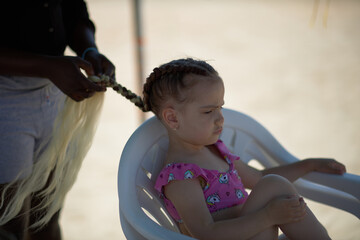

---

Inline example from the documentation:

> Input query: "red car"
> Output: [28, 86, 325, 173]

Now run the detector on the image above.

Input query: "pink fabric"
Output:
[154, 140, 248, 223]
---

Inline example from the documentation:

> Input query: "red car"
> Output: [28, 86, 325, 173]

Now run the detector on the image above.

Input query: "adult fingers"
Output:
[69, 90, 95, 102]
[69, 92, 85, 102]
[94, 55, 115, 78]
[84, 79, 105, 92]
[74, 57, 95, 76]
[76, 69, 104, 92]
[83, 89, 96, 98]
[102, 58, 116, 78]
[92, 60, 103, 76]
[86, 90, 96, 98]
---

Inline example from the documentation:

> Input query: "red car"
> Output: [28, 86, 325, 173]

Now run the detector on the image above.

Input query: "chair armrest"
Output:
[294, 172, 360, 218]
[302, 172, 360, 200]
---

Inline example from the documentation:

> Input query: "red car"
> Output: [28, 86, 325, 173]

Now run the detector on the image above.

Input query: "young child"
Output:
[121, 58, 346, 240]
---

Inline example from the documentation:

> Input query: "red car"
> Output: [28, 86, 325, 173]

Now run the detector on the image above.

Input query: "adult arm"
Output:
[63, 0, 115, 78]
[0, 48, 104, 101]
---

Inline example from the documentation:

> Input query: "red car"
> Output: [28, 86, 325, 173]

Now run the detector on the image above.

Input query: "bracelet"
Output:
[81, 47, 98, 59]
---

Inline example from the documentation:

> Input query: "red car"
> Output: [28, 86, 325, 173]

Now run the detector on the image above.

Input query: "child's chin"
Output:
[209, 137, 220, 145]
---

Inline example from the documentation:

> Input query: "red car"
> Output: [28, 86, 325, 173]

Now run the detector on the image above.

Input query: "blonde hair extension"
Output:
[0, 86, 105, 230]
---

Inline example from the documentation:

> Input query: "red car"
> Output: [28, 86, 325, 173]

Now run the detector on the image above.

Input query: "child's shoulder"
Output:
[162, 158, 202, 176]
[155, 161, 210, 192]
[164, 155, 198, 166]
[164, 145, 205, 166]
[159, 149, 213, 179]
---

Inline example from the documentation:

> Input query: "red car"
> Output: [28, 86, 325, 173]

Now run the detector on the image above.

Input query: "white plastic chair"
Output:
[118, 108, 360, 240]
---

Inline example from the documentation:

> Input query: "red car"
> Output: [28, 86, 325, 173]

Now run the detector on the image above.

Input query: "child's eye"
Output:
[204, 110, 213, 114]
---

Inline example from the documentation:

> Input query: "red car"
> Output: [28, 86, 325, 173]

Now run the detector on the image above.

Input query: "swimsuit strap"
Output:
[215, 139, 240, 166]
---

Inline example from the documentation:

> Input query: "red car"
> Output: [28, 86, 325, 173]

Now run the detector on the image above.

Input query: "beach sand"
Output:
[61, 0, 360, 239]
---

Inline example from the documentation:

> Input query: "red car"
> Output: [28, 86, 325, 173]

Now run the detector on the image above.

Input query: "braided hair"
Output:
[142, 58, 218, 116]
[92, 58, 218, 116]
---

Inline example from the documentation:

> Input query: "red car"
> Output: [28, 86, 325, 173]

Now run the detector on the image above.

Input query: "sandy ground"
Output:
[60, 0, 360, 239]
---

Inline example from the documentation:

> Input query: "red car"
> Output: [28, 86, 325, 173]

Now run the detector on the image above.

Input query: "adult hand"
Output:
[83, 50, 115, 80]
[304, 158, 346, 175]
[46, 56, 105, 102]
[265, 195, 307, 225]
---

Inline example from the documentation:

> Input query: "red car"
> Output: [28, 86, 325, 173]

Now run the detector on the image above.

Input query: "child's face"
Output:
[175, 75, 225, 147]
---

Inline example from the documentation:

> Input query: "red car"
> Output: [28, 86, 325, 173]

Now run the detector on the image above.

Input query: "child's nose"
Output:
[216, 111, 224, 125]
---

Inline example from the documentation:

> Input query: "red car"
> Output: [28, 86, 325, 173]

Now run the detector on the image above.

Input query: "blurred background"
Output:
[61, 0, 360, 239]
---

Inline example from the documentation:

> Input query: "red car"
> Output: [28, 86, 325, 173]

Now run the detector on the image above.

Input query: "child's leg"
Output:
[239, 174, 330, 240]
[279, 206, 329, 240]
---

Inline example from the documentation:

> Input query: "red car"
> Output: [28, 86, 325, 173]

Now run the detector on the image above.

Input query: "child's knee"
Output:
[262, 174, 290, 184]
[261, 174, 296, 194]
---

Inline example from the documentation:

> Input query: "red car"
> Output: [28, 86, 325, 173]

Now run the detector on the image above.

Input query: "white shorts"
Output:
[0, 76, 65, 183]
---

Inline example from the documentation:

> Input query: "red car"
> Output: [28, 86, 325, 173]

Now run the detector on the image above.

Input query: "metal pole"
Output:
[132, 0, 146, 123]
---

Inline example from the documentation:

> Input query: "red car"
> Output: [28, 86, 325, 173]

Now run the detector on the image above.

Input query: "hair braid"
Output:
[89, 58, 218, 115]
[89, 75, 147, 112]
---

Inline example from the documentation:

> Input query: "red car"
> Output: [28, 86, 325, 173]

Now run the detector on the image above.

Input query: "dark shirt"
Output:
[0, 0, 95, 56]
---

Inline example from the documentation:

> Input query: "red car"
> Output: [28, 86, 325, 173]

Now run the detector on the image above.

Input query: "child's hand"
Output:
[304, 158, 346, 175]
[265, 195, 307, 225]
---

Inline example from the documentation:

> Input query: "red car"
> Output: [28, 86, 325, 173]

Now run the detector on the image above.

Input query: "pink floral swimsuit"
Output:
[154, 140, 248, 223]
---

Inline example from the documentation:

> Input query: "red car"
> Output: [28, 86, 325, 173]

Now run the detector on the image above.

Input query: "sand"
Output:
[60, 0, 360, 239]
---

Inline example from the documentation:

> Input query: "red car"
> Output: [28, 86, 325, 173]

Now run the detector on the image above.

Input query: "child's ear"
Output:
[162, 107, 179, 130]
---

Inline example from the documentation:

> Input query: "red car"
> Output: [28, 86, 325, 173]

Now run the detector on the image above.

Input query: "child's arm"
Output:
[234, 160, 263, 189]
[233, 157, 346, 188]
[164, 178, 305, 240]
[262, 158, 346, 182]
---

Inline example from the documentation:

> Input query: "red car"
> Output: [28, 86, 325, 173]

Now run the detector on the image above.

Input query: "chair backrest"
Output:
[118, 108, 360, 239]
[118, 111, 194, 240]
